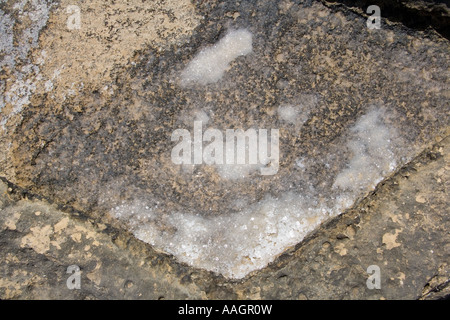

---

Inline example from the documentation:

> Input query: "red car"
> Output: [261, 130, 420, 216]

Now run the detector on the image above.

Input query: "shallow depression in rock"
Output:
[2, 1, 449, 280]
[110, 104, 411, 279]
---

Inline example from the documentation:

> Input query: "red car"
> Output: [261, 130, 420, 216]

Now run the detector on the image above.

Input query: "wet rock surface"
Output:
[1, 0, 449, 298]
[0, 136, 448, 299]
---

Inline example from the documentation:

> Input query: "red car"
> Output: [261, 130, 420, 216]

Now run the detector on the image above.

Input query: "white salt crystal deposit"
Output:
[180, 29, 253, 85]
[277, 94, 319, 126]
[277, 105, 299, 124]
[110, 106, 408, 279]
[111, 192, 331, 279]
[216, 163, 265, 180]
[333, 108, 397, 191]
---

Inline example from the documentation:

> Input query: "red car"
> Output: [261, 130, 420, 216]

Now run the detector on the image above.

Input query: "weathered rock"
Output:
[320, 0, 450, 39]
[0, 136, 448, 299]
[1, 0, 449, 298]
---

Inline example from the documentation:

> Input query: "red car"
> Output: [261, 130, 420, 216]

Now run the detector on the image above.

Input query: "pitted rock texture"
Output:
[1, 0, 449, 297]
[0, 136, 448, 299]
